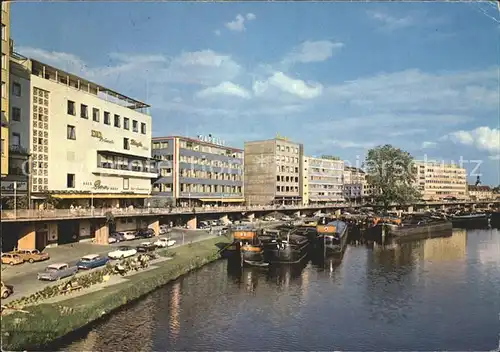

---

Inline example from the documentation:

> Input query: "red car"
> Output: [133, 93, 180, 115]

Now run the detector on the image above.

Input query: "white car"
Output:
[123, 231, 136, 241]
[154, 238, 176, 248]
[108, 246, 137, 260]
[108, 236, 117, 244]
[281, 215, 292, 221]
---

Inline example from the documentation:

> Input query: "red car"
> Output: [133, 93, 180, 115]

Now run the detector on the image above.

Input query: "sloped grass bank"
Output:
[1, 237, 229, 351]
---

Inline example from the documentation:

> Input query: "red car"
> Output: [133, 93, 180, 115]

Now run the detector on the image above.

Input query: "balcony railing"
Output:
[9, 145, 30, 155]
[0, 199, 498, 221]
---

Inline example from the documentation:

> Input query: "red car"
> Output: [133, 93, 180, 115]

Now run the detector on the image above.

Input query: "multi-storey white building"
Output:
[10, 56, 156, 208]
[304, 156, 344, 204]
[413, 161, 467, 200]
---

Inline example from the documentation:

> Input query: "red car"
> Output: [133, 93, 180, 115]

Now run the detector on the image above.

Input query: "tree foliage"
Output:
[364, 144, 421, 208]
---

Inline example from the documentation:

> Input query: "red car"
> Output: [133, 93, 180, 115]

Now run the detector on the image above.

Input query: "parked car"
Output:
[108, 236, 118, 244]
[198, 221, 210, 229]
[108, 246, 137, 260]
[1, 281, 13, 299]
[1, 253, 24, 266]
[281, 215, 292, 221]
[122, 231, 136, 241]
[136, 228, 155, 238]
[209, 220, 219, 226]
[110, 232, 126, 242]
[154, 237, 176, 248]
[136, 242, 157, 253]
[76, 254, 109, 270]
[37, 263, 78, 281]
[15, 249, 50, 263]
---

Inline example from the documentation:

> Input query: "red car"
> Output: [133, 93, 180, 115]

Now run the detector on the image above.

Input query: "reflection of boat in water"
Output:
[315, 220, 349, 257]
[451, 212, 490, 228]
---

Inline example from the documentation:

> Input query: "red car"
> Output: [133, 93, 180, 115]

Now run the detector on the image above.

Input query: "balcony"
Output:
[94, 162, 158, 178]
[9, 145, 30, 156]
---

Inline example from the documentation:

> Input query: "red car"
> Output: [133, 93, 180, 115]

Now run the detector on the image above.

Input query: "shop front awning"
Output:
[199, 198, 245, 203]
[51, 194, 151, 199]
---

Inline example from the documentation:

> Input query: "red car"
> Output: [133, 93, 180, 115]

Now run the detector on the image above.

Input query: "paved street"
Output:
[1, 227, 222, 304]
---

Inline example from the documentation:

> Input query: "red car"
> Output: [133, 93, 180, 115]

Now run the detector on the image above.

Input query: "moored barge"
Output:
[315, 220, 349, 257]
[263, 230, 309, 264]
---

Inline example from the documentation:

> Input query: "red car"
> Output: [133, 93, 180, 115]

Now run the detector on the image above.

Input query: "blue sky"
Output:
[11, 2, 500, 185]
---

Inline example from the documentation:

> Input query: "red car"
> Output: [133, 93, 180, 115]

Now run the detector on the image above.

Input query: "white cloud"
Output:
[422, 141, 438, 149]
[446, 126, 500, 154]
[282, 40, 344, 65]
[195, 81, 251, 99]
[214, 30, 221, 36]
[367, 10, 415, 30]
[225, 13, 256, 32]
[253, 72, 323, 99]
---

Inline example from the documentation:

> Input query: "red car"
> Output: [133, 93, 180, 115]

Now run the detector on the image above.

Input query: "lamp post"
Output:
[14, 181, 17, 219]
[91, 190, 94, 216]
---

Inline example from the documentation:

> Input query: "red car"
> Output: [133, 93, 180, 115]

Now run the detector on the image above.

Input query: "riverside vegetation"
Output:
[1, 237, 228, 351]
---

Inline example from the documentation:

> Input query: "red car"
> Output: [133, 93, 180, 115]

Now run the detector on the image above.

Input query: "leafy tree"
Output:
[364, 144, 421, 209]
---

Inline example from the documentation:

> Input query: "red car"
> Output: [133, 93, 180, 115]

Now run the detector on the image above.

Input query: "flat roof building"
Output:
[413, 160, 467, 200]
[244, 136, 303, 205]
[10, 56, 156, 208]
[151, 135, 244, 207]
[305, 156, 344, 204]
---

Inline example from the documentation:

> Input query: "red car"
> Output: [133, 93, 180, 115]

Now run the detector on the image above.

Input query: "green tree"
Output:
[364, 144, 421, 209]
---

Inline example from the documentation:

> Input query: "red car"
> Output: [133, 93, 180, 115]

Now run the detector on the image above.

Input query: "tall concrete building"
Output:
[151, 135, 244, 206]
[1, 1, 10, 177]
[244, 136, 303, 205]
[413, 161, 467, 200]
[303, 155, 344, 204]
[8, 56, 156, 208]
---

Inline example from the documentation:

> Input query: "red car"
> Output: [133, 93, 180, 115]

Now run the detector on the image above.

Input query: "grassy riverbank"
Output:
[1, 237, 229, 351]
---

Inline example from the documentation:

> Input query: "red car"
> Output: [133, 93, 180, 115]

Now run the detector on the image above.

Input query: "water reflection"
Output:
[59, 229, 500, 352]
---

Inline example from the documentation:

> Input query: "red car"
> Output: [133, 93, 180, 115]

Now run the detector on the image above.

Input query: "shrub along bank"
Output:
[1, 237, 229, 351]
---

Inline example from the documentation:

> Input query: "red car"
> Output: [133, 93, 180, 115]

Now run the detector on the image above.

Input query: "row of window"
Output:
[276, 155, 299, 164]
[179, 155, 241, 169]
[67, 100, 147, 134]
[179, 169, 242, 182]
[276, 186, 299, 193]
[179, 183, 242, 194]
[277, 175, 299, 183]
[179, 140, 243, 159]
[276, 165, 300, 174]
[309, 184, 343, 190]
[276, 144, 299, 154]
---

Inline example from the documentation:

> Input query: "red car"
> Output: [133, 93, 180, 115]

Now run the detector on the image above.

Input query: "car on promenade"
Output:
[136, 242, 157, 253]
[37, 263, 78, 281]
[159, 225, 172, 235]
[122, 231, 136, 241]
[76, 254, 110, 270]
[108, 236, 118, 244]
[110, 232, 126, 242]
[15, 249, 50, 263]
[1, 253, 24, 266]
[136, 228, 155, 238]
[108, 246, 137, 260]
[154, 237, 176, 248]
[1, 281, 13, 299]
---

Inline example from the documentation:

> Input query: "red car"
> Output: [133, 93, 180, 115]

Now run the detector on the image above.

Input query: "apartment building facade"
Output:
[0, 51, 31, 204]
[343, 166, 374, 202]
[467, 185, 493, 200]
[151, 135, 244, 206]
[10, 57, 155, 207]
[304, 156, 344, 204]
[244, 137, 303, 205]
[1, 1, 10, 177]
[413, 161, 467, 200]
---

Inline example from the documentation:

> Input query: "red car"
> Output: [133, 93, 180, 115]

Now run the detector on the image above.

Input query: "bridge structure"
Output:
[1, 200, 499, 251]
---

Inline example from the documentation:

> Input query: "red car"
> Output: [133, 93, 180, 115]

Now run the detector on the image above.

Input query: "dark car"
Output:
[110, 232, 126, 242]
[76, 254, 110, 270]
[136, 228, 155, 238]
[136, 242, 157, 252]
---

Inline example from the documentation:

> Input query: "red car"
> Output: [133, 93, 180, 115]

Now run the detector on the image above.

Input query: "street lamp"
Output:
[14, 181, 17, 219]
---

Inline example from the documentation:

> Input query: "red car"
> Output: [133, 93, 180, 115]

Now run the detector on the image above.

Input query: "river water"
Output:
[60, 228, 500, 351]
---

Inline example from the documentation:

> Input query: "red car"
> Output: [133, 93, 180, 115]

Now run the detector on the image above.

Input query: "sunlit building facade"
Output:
[413, 161, 467, 200]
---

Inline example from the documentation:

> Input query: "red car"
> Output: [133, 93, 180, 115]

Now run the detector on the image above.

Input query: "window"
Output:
[67, 174, 75, 188]
[114, 114, 120, 128]
[104, 111, 110, 125]
[123, 138, 130, 150]
[12, 82, 21, 97]
[67, 125, 76, 140]
[12, 107, 21, 121]
[92, 108, 100, 122]
[67, 100, 75, 115]
[80, 104, 88, 119]
[123, 178, 129, 190]
[12, 132, 20, 147]
[0, 138, 4, 155]
[1, 54, 5, 70]
[1, 24, 5, 41]
[1, 81, 5, 98]
[123, 117, 129, 130]
[141, 122, 146, 134]
[132, 120, 138, 132]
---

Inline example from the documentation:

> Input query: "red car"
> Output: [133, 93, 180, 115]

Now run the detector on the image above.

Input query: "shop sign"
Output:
[92, 180, 119, 191]
[197, 134, 225, 146]
[131, 139, 149, 151]
[91, 130, 114, 144]
[1, 181, 28, 192]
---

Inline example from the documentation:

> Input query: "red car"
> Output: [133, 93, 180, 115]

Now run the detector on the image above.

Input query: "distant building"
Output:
[343, 166, 374, 202]
[467, 185, 493, 200]
[151, 135, 244, 207]
[413, 161, 467, 200]
[304, 156, 344, 204]
[244, 136, 303, 205]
